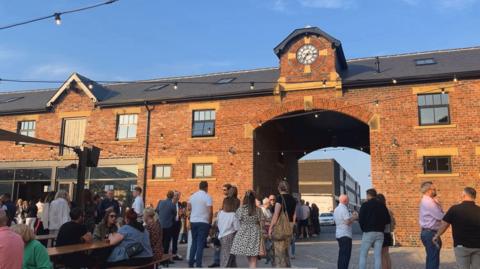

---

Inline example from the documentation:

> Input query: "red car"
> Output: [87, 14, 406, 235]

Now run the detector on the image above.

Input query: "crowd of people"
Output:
[0, 179, 479, 269]
[333, 182, 480, 269]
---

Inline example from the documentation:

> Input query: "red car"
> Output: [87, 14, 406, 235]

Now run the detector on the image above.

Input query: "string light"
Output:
[453, 75, 458, 83]
[250, 82, 255, 90]
[0, 0, 119, 31]
[322, 80, 327, 88]
[392, 79, 397, 84]
[374, 100, 379, 107]
[173, 82, 178, 90]
[54, 13, 62, 25]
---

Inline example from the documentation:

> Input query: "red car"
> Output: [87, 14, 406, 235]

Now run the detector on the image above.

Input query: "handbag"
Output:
[125, 242, 144, 257]
[257, 209, 266, 257]
[271, 194, 293, 241]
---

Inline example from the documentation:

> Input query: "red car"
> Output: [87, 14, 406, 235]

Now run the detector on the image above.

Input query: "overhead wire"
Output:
[0, 0, 119, 31]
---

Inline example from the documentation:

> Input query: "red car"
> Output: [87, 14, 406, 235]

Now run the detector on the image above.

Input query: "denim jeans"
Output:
[359, 231, 384, 269]
[213, 247, 220, 264]
[337, 236, 352, 269]
[421, 229, 442, 269]
[189, 222, 211, 267]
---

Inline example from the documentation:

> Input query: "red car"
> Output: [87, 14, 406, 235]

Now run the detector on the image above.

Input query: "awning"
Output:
[0, 128, 63, 147]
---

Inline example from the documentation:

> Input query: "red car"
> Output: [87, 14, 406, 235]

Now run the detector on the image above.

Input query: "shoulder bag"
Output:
[271, 194, 293, 241]
[125, 242, 144, 257]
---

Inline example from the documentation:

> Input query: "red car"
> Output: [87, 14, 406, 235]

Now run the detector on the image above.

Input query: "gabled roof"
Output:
[1, 46, 480, 115]
[46, 73, 110, 107]
[273, 26, 348, 69]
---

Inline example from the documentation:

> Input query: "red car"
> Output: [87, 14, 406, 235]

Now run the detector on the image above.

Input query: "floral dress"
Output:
[230, 205, 261, 257]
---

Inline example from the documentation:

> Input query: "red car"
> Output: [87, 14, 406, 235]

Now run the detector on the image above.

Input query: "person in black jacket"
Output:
[358, 188, 390, 269]
[98, 190, 120, 220]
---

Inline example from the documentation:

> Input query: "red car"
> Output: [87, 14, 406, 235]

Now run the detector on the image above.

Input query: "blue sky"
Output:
[1, 0, 479, 191]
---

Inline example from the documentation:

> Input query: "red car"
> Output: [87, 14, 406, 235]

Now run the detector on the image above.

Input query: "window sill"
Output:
[113, 139, 139, 143]
[416, 173, 459, 178]
[149, 178, 175, 182]
[187, 177, 216, 181]
[414, 124, 456, 130]
[188, 136, 217, 141]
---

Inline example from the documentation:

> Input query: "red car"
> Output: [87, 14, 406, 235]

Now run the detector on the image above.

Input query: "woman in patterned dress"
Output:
[143, 208, 163, 261]
[230, 190, 262, 268]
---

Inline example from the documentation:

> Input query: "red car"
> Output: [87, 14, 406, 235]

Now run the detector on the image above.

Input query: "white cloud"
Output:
[439, 0, 478, 9]
[0, 46, 24, 61]
[401, 0, 478, 9]
[273, 0, 288, 11]
[30, 63, 72, 78]
[298, 0, 355, 9]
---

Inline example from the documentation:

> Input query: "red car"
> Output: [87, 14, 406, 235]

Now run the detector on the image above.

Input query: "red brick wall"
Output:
[1, 45, 480, 247]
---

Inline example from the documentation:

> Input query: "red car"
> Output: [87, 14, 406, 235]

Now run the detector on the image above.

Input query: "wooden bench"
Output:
[109, 254, 173, 269]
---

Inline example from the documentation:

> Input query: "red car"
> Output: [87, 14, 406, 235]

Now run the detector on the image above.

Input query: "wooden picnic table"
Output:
[36, 234, 56, 241]
[48, 241, 112, 257]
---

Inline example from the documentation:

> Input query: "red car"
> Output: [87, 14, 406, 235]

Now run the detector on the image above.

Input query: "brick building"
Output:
[298, 159, 362, 213]
[1, 26, 480, 246]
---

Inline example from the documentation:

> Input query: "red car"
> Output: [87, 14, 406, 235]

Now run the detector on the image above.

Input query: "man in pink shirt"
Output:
[419, 181, 444, 269]
[0, 208, 24, 269]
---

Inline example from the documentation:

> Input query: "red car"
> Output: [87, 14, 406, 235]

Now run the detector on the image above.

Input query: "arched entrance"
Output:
[251, 99, 373, 199]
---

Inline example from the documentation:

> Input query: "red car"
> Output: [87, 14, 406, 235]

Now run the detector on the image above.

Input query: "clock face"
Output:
[296, 44, 318, 65]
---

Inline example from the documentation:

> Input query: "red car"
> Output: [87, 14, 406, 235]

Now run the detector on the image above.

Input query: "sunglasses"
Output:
[109, 214, 117, 218]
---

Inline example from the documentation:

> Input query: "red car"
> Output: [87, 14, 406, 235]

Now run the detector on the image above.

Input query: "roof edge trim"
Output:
[46, 73, 98, 107]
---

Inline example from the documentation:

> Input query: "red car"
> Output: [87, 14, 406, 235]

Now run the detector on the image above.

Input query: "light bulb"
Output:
[54, 13, 62, 25]
[173, 82, 178, 90]
[250, 82, 255, 90]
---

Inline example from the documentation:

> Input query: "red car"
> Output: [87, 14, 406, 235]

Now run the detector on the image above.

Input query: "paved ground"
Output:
[170, 225, 457, 268]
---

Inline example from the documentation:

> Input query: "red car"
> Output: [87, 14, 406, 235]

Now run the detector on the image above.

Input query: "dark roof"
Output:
[1, 46, 480, 114]
[101, 68, 278, 106]
[342, 46, 480, 87]
[273, 27, 348, 69]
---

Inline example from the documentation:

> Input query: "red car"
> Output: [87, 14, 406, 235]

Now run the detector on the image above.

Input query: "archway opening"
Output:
[253, 110, 370, 205]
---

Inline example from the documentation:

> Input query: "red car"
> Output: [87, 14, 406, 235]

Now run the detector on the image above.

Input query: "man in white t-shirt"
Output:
[132, 186, 144, 222]
[333, 195, 358, 269]
[188, 181, 213, 268]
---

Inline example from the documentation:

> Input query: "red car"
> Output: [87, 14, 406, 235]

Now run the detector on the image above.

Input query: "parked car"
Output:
[319, 212, 335, 226]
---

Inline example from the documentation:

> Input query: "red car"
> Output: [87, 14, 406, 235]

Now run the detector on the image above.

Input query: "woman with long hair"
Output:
[93, 207, 118, 241]
[48, 190, 70, 236]
[311, 203, 320, 236]
[218, 195, 240, 267]
[143, 207, 164, 261]
[268, 181, 297, 267]
[82, 189, 96, 233]
[230, 190, 262, 268]
[377, 193, 395, 269]
[107, 209, 153, 266]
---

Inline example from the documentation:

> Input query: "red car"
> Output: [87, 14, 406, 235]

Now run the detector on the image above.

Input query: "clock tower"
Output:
[273, 27, 347, 94]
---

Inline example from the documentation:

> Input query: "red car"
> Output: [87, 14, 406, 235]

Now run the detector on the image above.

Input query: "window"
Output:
[0, 96, 24, 103]
[215, 77, 236, 84]
[192, 110, 215, 137]
[415, 58, 436, 66]
[153, 165, 172, 179]
[418, 93, 450, 125]
[423, 156, 451, 173]
[193, 163, 213, 178]
[17, 120, 36, 138]
[144, 84, 168, 92]
[117, 114, 138, 140]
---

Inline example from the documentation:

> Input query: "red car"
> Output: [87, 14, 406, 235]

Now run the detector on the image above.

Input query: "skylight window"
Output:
[144, 84, 168, 92]
[0, 97, 24, 103]
[215, 77, 236, 84]
[415, 58, 436, 66]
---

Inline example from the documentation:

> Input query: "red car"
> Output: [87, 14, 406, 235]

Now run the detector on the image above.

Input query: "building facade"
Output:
[1, 27, 480, 246]
[298, 159, 362, 213]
